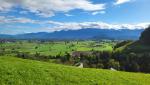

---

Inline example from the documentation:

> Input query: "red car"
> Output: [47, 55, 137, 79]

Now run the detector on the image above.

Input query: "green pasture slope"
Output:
[0, 41, 114, 56]
[114, 41, 150, 53]
[0, 56, 150, 85]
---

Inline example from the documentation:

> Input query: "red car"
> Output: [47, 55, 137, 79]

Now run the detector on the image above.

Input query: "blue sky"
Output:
[0, 0, 150, 34]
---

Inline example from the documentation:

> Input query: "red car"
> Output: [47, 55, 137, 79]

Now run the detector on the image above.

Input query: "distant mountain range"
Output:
[0, 28, 144, 40]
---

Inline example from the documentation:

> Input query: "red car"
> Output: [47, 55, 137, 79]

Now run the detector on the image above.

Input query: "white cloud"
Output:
[0, 16, 149, 33]
[114, 0, 131, 5]
[0, 16, 38, 24]
[0, 0, 14, 12]
[0, 16, 60, 25]
[0, 0, 105, 17]
[92, 11, 105, 15]
[65, 14, 74, 17]
[45, 22, 150, 32]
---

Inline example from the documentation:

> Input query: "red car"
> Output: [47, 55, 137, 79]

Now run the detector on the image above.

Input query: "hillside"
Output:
[0, 56, 150, 85]
[113, 26, 150, 73]
[117, 26, 150, 53]
[122, 41, 150, 53]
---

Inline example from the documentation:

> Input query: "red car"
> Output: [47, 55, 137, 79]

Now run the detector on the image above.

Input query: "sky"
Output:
[0, 0, 150, 34]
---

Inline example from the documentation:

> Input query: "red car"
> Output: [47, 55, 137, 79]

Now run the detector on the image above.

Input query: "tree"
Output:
[140, 25, 150, 45]
[97, 63, 104, 68]
[35, 46, 38, 49]
[108, 59, 120, 70]
[130, 62, 140, 72]
[60, 52, 71, 63]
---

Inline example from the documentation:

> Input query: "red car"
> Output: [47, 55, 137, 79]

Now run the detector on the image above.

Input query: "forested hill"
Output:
[114, 26, 150, 73]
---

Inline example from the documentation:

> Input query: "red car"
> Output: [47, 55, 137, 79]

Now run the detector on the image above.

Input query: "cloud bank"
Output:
[0, 0, 105, 17]
[48, 22, 150, 32]
[0, 16, 149, 33]
[0, 16, 37, 23]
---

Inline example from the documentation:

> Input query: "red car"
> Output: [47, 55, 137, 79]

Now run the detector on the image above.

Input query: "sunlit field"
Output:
[0, 56, 150, 85]
[0, 40, 115, 56]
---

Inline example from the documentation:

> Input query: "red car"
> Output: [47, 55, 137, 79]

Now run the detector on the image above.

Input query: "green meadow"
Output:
[0, 56, 150, 85]
[0, 40, 115, 56]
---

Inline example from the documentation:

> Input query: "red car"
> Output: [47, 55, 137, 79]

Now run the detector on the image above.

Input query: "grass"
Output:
[0, 56, 150, 85]
[0, 41, 114, 56]
[123, 41, 150, 53]
[115, 41, 133, 52]
[115, 41, 150, 53]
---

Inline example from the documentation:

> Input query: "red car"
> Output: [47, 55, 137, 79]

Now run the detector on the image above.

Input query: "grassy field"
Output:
[0, 40, 115, 56]
[0, 56, 150, 85]
[1, 40, 149, 85]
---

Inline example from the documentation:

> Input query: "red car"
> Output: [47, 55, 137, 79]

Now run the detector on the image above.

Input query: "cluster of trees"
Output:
[16, 52, 58, 61]
[112, 52, 150, 73]
[71, 51, 120, 70]
[16, 51, 71, 63]
[62, 51, 150, 73]
[0, 48, 5, 56]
